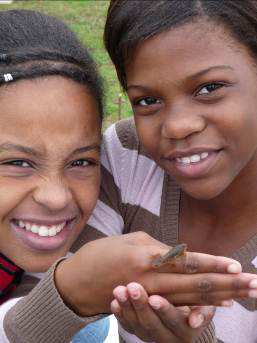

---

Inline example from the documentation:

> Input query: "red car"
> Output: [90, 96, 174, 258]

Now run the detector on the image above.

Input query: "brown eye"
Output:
[4, 160, 31, 168]
[196, 83, 224, 96]
[70, 159, 90, 168]
[135, 97, 161, 106]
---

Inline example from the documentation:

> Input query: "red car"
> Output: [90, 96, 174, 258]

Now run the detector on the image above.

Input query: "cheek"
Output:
[135, 118, 161, 154]
[0, 179, 32, 219]
[73, 172, 100, 217]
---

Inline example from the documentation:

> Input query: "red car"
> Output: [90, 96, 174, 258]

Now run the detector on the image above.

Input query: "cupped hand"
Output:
[111, 282, 217, 343]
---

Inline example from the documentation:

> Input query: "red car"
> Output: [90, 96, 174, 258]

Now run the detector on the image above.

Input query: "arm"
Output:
[3, 261, 103, 343]
[3, 233, 256, 343]
[0, 298, 21, 343]
[55, 232, 257, 315]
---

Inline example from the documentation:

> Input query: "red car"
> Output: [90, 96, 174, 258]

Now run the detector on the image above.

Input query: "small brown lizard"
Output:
[152, 243, 187, 268]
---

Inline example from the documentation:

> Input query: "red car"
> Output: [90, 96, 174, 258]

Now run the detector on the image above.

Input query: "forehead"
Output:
[0, 76, 100, 152]
[126, 20, 254, 84]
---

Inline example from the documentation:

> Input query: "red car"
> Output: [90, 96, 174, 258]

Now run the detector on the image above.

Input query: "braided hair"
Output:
[0, 9, 104, 120]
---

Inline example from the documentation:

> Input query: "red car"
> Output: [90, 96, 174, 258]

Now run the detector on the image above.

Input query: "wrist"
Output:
[54, 257, 93, 316]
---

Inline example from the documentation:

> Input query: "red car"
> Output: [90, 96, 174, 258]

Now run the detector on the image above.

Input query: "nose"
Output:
[33, 176, 73, 211]
[161, 104, 206, 140]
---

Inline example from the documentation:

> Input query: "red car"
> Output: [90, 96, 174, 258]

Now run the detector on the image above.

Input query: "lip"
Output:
[162, 149, 223, 179]
[164, 147, 221, 160]
[10, 217, 78, 252]
[11, 217, 76, 226]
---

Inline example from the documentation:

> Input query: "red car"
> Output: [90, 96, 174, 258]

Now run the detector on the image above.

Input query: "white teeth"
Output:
[25, 223, 31, 231]
[48, 227, 57, 237]
[38, 226, 49, 237]
[201, 152, 209, 159]
[31, 224, 39, 234]
[15, 220, 67, 237]
[181, 157, 191, 164]
[177, 152, 209, 165]
[190, 154, 201, 163]
[56, 223, 65, 233]
[18, 220, 25, 228]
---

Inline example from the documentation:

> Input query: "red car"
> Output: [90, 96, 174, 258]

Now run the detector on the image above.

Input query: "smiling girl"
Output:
[80, 0, 257, 342]
[1, 6, 257, 343]
[0, 8, 111, 343]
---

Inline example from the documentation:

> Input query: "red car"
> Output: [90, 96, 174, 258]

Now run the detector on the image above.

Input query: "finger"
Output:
[113, 285, 139, 329]
[146, 271, 257, 295]
[156, 251, 242, 274]
[193, 299, 233, 307]
[165, 288, 254, 306]
[110, 298, 122, 315]
[111, 299, 135, 334]
[126, 283, 179, 342]
[148, 295, 185, 329]
[148, 295, 196, 342]
[188, 306, 216, 328]
[175, 306, 191, 316]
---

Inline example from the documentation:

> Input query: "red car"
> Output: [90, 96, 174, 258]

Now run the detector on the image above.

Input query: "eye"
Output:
[135, 97, 161, 106]
[196, 83, 224, 96]
[3, 160, 32, 168]
[70, 159, 92, 168]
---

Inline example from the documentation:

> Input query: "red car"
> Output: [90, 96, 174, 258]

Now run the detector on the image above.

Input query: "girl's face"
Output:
[0, 76, 101, 272]
[126, 20, 257, 200]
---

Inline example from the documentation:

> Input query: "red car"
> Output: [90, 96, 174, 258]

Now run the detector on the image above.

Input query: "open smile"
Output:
[163, 149, 223, 178]
[10, 217, 77, 251]
[12, 219, 71, 237]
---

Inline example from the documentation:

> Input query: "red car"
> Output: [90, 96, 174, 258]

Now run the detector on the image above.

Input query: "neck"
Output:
[181, 156, 257, 245]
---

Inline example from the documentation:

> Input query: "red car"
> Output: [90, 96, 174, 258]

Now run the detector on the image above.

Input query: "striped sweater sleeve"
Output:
[3, 260, 103, 343]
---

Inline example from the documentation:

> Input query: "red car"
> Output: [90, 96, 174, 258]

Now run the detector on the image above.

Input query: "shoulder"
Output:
[103, 118, 150, 157]
[103, 118, 138, 151]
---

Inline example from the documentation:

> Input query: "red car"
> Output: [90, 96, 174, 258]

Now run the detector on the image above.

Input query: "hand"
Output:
[111, 282, 218, 343]
[54, 232, 257, 316]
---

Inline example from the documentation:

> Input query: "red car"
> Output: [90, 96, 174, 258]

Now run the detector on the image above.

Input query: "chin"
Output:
[181, 179, 227, 201]
[19, 248, 69, 273]
[25, 256, 60, 273]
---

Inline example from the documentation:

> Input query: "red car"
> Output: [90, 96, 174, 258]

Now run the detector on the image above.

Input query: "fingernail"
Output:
[221, 300, 233, 307]
[249, 290, 257, 298]
[191, 314, 204, 328]
[249, 279, 257, 289]
[110, 300, 120, 313]
[117, 290, 128, 303]
[227, 263, 242, 274]
[127, 284, 140, 300]
[149, 297, 161, 310]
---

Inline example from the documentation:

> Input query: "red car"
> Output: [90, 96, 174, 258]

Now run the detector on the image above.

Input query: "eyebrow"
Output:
[187, 65, 234, 81]
[69, 144, 100, 158]
[127, 65, 234, 91]
[0, 142, 100, 159]
[0, 143, 44, 159]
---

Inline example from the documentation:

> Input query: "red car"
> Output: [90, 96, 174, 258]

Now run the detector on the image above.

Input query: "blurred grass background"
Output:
[0, 0, 132, 127]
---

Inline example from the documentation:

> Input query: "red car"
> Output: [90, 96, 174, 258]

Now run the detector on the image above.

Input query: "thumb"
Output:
[188, 306, 216, 328]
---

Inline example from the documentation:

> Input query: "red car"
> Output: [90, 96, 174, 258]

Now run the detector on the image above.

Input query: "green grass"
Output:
[0, 0, 133, 126]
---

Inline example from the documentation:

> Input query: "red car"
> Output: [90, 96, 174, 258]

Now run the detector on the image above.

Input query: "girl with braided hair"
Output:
[0, 8, 109, 342]
[1, 7, 257, 343]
